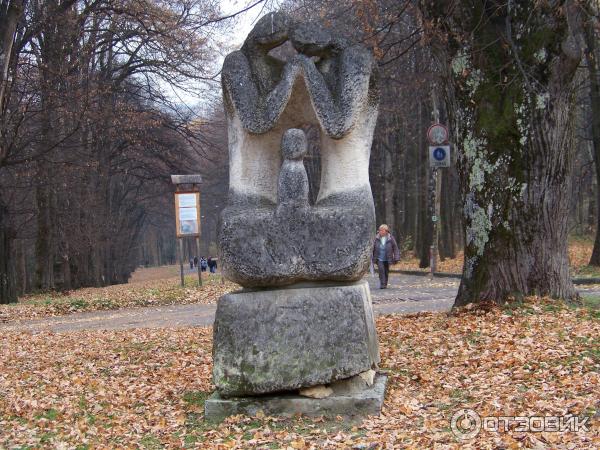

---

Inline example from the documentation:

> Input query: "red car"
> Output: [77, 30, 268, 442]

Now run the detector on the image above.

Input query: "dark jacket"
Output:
[372, 234, 400, 263]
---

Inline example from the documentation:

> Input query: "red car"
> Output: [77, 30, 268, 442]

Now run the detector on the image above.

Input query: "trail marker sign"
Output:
[429, 145, 451, 168]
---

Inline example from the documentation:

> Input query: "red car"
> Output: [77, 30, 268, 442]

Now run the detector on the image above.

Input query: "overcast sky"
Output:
[162, 0, 274, 110]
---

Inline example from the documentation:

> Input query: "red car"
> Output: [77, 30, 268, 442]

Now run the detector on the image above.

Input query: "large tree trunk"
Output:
[422, 0, 581, 305]
[584, 13, 600, 265]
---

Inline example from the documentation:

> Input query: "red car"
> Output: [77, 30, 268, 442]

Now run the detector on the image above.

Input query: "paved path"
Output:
[5, 274, 600, 333]
[1, 274, 460, 333]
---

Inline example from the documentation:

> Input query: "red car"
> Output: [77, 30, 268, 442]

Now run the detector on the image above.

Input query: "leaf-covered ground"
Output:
[395, 236, 600, 278]
[393, 251, 464, 274]
[1, 299, 598, 449]
[0, 270, 235, 324]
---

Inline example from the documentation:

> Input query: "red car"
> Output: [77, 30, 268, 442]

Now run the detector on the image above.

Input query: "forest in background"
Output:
[1, 0, 599, 304]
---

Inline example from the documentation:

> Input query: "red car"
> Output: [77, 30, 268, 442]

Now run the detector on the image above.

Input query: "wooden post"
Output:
[195, 236, 202, 286]
[178, 238, 185, 287]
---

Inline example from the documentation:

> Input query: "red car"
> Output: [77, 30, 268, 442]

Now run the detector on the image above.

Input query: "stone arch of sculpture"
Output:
[218, 12, 379, 287]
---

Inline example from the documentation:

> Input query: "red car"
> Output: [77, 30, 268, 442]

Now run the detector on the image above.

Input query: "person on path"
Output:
[189, 257, 194, 270]
[200, 257, 208, 272]
[208, 257, 217, 273]
[372, 224, 400, 289]
[193, 256, 198, 268]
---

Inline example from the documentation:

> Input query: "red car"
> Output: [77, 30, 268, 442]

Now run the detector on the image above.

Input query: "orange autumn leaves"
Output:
[0, 299, 598, 448]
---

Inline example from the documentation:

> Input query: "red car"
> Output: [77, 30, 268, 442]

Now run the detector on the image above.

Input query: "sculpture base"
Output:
[205, 374, 387, 422]
[212, 280, 380, 397]
[219, 188, 375, 287]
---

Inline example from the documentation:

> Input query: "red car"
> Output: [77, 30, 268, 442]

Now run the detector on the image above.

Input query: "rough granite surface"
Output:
[212, 281, 380, 397]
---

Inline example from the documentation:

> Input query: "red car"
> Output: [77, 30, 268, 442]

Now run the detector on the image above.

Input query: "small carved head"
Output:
[243, 12, 290, 51]
[290, 23, 346, 57]
[281, 129, 307, 160]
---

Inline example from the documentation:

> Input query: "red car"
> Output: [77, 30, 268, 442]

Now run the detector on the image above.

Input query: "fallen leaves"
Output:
[395, 237, 600, 277]
[393, 251, 465, 274]
[0, 299, 598, 448]
[0, 267, 236, 324]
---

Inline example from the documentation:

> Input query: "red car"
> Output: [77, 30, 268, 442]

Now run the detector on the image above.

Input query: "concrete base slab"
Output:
[205, 374, 387, 422]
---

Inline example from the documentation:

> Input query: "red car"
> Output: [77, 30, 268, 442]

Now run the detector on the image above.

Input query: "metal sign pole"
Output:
[428, 98, 445, 277]
[431, 169, 442, 276]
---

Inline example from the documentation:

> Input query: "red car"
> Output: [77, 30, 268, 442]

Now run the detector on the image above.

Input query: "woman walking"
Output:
[372, 224, 400, 289]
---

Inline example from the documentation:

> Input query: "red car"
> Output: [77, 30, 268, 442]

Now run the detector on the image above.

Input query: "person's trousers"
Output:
[377, 259, 389, 288]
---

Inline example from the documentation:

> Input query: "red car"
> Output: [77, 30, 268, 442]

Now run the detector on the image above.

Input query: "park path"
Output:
[0, 274, 459, 333]
[3, 273, 600, 333]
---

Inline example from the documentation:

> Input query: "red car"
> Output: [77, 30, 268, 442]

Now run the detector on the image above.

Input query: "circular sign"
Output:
[433, 147, 447, 161]
[427, 123, 448, 145]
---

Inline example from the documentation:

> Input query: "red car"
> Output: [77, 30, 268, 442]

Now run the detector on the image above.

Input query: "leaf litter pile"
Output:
[0, 269, 236, 324]
[1, 298, 598, 448]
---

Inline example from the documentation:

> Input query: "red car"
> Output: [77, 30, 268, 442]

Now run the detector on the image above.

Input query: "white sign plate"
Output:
[429, 145, 451, 168]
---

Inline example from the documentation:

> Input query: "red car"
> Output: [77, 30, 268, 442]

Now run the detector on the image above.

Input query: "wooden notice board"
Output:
[174, 192, 201, 238]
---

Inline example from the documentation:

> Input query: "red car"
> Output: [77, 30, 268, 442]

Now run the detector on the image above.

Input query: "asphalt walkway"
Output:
[0, 274, 459, 333]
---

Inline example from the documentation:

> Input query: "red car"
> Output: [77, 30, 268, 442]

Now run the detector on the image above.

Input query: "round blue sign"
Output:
[433, 147, 447, 161]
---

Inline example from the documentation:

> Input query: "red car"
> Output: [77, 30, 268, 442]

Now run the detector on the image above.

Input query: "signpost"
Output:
[171, 175, 203, 287]
[429, 145, 451, 168]
[427, 109, 450, 276]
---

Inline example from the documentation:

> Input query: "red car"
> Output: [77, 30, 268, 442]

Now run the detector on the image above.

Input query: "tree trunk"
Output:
[422, 0, 581, 305]
[35, 181, 55, 290]
[0, 201, 16, 304]
[584, 14, 600, 265]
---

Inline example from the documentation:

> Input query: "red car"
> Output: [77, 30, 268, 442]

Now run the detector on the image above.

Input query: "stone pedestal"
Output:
[212, 281, 380, 398]
[205, 374, 387, 422]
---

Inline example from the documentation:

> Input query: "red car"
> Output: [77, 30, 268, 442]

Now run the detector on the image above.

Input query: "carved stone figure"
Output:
[277, 128, 309, 210]
[219, 12, 380, 287]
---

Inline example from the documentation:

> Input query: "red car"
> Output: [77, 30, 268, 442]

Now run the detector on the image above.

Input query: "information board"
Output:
[175, 192, 201, 237]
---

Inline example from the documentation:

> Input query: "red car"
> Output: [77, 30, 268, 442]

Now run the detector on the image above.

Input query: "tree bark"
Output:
[584, 13, 600, 265]
[422, 0, 581, 305]
[0, 200, 16, 303]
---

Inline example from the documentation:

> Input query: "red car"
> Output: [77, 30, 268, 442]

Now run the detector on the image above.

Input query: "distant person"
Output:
[194, 256, 198, 268]
[200, 257, 208, 272]
[189, 257, 194, 270]
[208, 257, 217, 273]
[372, 224, 400, 289]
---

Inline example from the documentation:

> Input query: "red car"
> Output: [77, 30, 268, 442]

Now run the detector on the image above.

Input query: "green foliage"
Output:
[182, 391, 210, 408]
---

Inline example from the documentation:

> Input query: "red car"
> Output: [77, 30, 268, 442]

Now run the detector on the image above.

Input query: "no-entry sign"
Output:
[427, 123, 449, 145]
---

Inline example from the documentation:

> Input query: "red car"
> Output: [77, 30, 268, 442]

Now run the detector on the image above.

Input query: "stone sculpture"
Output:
[219, 13, 379, 287]
[208, 12, 385, 419]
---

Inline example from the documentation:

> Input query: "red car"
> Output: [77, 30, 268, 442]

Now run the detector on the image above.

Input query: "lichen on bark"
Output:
[423, 0, 581, 305]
